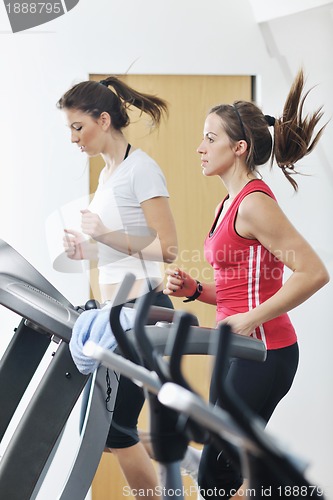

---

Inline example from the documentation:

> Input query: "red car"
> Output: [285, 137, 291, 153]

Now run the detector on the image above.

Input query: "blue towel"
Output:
[69, 305, 136, 375]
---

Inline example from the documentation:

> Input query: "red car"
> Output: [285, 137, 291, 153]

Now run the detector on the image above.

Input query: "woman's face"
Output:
[64, 108, 106, 157]
[197, 112, 237, 177]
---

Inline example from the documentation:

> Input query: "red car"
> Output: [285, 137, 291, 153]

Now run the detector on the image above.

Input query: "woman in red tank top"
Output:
[164, 69, 329, 498]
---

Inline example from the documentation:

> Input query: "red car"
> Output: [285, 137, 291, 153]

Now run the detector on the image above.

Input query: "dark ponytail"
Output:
[272, 69, 325, 190]
[57, 76, 168, 131]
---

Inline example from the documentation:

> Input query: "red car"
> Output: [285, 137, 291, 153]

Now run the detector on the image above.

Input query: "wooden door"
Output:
[89, 74, 252, 500]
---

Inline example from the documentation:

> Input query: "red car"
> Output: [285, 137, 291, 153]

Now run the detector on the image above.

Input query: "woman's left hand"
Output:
[219, 312, 256, 337]
[81, 209, 108, 241]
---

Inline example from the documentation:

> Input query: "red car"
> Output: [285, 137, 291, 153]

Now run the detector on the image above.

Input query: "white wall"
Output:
[0, 0, 332, 498]
[248, 0, 333, 22]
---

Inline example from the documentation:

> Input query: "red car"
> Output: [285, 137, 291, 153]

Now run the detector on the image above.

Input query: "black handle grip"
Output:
[109, 273, 141, 363]
[84, 299, 101, 310]
[168, 311, 199, 392]
[133, 282, 160, 370]
[211, 323, 246, 415]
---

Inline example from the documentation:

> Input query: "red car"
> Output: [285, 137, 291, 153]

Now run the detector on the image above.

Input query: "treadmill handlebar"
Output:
[0, 243, 266, 364]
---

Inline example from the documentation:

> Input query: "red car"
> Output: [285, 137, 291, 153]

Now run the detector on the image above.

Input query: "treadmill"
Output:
[0, 239, 266, 500]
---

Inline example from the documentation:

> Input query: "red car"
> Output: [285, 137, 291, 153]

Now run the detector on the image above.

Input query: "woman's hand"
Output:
[80, 209, 108, 241]
[219, 312, 256, 337]
[163, 267, 197, 298]
[63, 229, 85, 260]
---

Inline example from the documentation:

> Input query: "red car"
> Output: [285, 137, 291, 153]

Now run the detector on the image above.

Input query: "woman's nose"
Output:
[71, 131, 79, 143]
[196, 141, 205, 154]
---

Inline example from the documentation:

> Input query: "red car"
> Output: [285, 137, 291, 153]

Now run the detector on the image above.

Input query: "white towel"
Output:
[69, 304, 136, 375]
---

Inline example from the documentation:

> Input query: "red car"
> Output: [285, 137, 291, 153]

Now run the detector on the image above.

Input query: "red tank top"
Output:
[204, 179, 297, 350]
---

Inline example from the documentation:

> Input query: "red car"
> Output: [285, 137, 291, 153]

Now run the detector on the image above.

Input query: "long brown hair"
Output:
[57, 75, 168, 131]
[210, 69, 326, 190]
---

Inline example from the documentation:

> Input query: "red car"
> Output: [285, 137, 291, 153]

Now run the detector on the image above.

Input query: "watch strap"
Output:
[183, 280, 203, 303]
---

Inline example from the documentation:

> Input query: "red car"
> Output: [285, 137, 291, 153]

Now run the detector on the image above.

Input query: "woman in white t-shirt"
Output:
[57, 76, 177, 499]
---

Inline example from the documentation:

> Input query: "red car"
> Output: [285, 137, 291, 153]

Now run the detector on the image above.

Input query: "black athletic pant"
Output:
[105, 291, 174, 448]
[198, 342, 299, 499]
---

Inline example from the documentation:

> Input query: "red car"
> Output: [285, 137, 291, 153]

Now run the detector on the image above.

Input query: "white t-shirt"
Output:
[88, 149, 169, 286]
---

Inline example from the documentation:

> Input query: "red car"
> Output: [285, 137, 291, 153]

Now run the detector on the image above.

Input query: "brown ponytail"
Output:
[273, 69, 326, 190]
[57, 75, 168, 131]
[99, 76, 168, 127]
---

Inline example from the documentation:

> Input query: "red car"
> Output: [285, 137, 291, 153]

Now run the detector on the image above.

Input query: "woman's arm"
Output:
[140, 196, 178, 263]
[80, 197, 178, 263]
[224, 192, 329, 335]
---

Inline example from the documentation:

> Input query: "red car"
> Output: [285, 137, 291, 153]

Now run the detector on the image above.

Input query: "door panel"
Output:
[89, 74, 252, 500]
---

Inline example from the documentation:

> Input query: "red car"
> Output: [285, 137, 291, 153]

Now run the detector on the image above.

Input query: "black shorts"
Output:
[105, 291, 173, 448]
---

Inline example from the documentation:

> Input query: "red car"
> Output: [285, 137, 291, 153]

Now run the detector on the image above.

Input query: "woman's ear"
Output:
[99, 111, 111, 130]
[234, 139, 248, 156]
